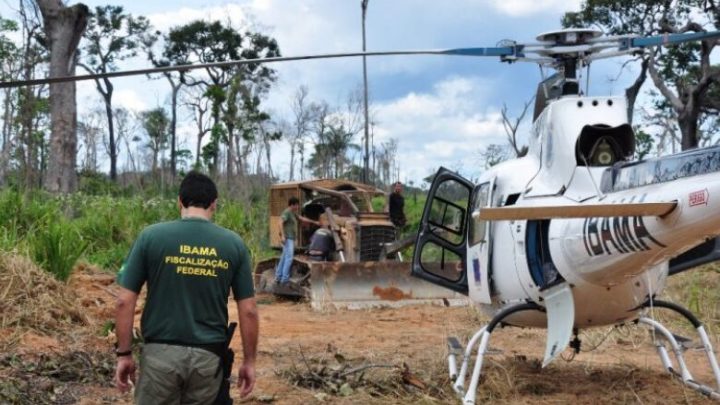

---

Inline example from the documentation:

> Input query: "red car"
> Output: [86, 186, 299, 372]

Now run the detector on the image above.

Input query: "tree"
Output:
[79, 5, 151, 181]
[141, 107, 169, 176]
[36, 0, 89, 193]
[314, 122, 359, 178]
[255, 119, 282, 178]
[182, 85, 211, 169]
[0, 16, 19, 187]
[634, 128, 655, 160]
[288, 85, 314, 180]
[500, 100, 531, 157]
[17, 3, 49, 189]
[164, 20, 280, 175]
[146, 30, 185, 179]
[114, 107, 140, 174]
[306, 101, 332, 178]
[78, 107, 103, 172]
[479, 144, 511, 169]
[376, 138, 398, 186]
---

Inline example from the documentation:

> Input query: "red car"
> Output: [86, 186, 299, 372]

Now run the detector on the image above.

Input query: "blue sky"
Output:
[2, 0, 651, 184]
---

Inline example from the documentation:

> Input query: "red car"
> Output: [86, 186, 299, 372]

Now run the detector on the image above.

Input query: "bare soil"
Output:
[1, 266, 718, 404]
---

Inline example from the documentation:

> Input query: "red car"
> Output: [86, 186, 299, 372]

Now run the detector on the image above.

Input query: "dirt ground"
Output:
[1, 267, 718, 404]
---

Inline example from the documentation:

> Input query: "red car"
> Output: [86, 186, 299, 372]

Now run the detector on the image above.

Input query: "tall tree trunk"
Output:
[194, 103, 206, 169]
[298, 142, 304, 180]
[167, 76, 180, 178]
[624, 58, 649, 124]
[226, 125, 235, 179]
[19, 88, 36, 188]
[288, 143, 296, 180]
[210, 110, 220, 176]
[37, 0, 89, 194]
[0, 88, 13, 187]
[151, 147, 158, 175]
[101, 81, 117, 180]
[264, 135, 273, 178]
[679, 106, 700, 150]
[255, 142, 262, 175]
[195, 133, 202, 168]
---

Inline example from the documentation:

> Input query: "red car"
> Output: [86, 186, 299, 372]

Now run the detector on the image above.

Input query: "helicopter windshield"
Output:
[600, 145, 720, 193]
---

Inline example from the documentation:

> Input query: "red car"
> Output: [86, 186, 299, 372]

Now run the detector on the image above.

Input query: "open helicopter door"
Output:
[467, 179, 495, 304]
[412, 168, 473, 294]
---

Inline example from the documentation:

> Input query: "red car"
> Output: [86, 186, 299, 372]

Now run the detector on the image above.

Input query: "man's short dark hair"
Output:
[288, 197, 299, 206]
[179, 171, 218, 209]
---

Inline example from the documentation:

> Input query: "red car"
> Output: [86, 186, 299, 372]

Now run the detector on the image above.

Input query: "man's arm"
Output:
[114, 287, 139, 393]
[296, 213, 320, 227]
[235, 297, 259, 397]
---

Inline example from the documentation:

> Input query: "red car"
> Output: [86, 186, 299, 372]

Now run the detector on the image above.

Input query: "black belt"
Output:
[145, 338, 226, 359]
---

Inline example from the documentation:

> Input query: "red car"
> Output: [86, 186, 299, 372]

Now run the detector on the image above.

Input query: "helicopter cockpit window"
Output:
[427, 179, 470, 246]
[419, 241, 464, 282]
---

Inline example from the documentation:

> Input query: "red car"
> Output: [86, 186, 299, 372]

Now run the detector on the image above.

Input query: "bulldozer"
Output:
[254, 179, 463, 310]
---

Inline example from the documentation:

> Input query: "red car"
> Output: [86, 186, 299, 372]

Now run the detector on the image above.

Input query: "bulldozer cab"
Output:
[268, 179, 388, 253]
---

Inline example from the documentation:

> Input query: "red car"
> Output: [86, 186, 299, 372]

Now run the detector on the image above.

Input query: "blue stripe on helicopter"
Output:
[442, 47, 515, 57]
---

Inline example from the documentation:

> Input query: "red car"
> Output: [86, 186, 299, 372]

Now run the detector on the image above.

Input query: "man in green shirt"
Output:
[114, 172, 258, 404]
[275, 197, 318, 284]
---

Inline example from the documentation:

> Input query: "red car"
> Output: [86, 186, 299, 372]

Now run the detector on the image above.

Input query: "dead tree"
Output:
[36, 0, 89, 193]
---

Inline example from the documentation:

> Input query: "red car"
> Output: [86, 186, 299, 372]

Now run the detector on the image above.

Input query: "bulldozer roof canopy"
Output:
[270, 179, 386, 195]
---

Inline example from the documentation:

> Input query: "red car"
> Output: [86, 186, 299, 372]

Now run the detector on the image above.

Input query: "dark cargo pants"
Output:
[135, 343, 222, 405]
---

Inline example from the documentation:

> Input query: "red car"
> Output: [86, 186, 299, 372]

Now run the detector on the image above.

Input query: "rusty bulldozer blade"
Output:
[309, 261, 466, 310]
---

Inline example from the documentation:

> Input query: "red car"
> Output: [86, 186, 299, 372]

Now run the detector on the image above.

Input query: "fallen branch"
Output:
[338, 364, 394, 378]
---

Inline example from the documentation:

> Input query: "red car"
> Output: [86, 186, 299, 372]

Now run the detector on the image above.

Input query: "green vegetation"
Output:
[29, 219, 88, 282]
[0, 188, 273, 281]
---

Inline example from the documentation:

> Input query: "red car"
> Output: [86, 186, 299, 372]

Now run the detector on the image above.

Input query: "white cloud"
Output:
[374, 76, 506, 182]
[114, 89, 150, 111]
[488, 0, 582, 17]
[148, 4, 250, 33]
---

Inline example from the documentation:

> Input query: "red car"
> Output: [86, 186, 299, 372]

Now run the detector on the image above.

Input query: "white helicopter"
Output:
[5, 23, 720, 405]
[409, 29, 720, 404]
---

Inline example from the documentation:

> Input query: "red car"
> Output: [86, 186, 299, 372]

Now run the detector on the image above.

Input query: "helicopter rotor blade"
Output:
[629, 30, 720, 49]
[0, 46, 517, 89]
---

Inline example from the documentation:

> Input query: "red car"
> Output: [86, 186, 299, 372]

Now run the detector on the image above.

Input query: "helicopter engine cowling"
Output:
[525, 96, 628, 197]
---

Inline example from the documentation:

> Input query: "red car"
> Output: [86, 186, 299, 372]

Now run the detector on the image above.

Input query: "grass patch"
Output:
[29, 219, 88, 282]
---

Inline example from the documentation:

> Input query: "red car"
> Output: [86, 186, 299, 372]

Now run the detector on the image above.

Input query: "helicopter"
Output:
[3, 22, 720, 405]
[409, 29, 720, 404]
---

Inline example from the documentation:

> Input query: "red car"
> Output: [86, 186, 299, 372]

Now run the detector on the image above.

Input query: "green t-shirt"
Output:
[117, 217, 254, 345]
[281, 208, 297, 240]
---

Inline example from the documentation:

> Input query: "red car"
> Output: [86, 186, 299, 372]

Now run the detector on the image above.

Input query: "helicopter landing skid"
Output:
[446, 302, 544, 405]
[639, 300, 720, 400]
